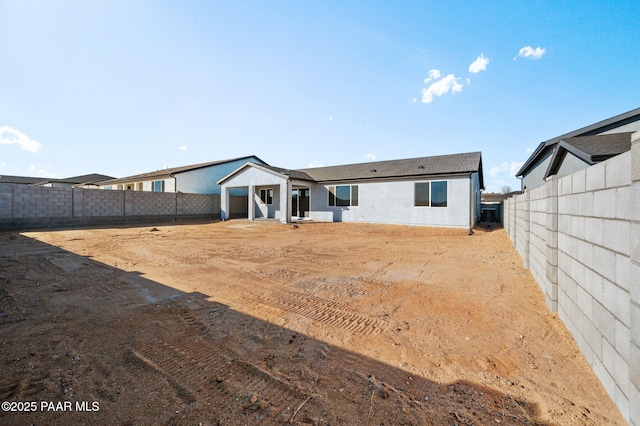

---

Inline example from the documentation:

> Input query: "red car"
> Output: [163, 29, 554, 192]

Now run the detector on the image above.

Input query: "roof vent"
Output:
[370, 169, 377, 172]
[418, 165, 425, 169]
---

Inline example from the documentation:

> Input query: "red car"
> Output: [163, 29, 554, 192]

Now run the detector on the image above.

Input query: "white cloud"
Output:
[0, 162, 5, 168]
[364, 153, 376, 160]
[307, 162, 325, 168]
[517, 46, 546, 60]
[423, 69, 441, 83]
[421, 72, 465, 104]
[469, 54, 490, 73]
[489, 161, 525, 178]
[30, 165, 36, 171]
[0, 126, 42, 152]
[179, 146, 188, 151]
[526, 147, 535, 154]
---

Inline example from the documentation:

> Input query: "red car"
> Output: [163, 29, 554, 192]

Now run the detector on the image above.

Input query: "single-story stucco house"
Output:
[516, 107, 640, 191]
[218, 151, 484, 229]
[97, 156, 267, 194]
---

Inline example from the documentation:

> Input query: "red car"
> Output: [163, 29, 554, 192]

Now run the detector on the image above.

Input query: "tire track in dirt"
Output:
[128, 300, 321, 424]
[260, 289, 390, 336]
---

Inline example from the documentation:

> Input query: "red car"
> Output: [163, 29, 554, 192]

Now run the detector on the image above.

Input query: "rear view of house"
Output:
[218, 151, 484, 229]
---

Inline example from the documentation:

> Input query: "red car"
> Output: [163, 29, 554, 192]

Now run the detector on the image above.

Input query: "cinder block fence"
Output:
[504, 132, 640, 424]
[0, 185, 221, 230]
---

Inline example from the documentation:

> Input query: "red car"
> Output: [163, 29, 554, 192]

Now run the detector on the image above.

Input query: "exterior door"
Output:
[291, 188, 310, 218]
[298, 188, 309, 218]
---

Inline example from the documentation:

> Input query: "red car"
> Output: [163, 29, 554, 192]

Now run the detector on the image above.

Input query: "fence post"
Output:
[545, 177, 559, 312]
[629, 131, 640, 424]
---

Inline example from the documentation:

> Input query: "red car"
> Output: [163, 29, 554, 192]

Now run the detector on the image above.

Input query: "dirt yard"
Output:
[0, 220, 626, 425]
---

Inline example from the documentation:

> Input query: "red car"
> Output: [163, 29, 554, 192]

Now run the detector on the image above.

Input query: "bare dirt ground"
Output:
[0, 220, 626, 425]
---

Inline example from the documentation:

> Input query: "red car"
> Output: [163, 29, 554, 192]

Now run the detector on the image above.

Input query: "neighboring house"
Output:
[516, 107, 640, 191]
[480, 191, 522, 224]
[34, 174, 115, 188]
[96, 156, 267, 194]
[218, 152, 484, 229]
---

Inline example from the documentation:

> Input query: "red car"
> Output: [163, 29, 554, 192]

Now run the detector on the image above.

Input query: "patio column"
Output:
[248, 184, 255, 221]
[279, 180, 290, 224]
[220, 186, 229, 220]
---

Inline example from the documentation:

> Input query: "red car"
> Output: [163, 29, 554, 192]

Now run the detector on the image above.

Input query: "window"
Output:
[328, 185, 358, 207]
[415, 183, 429, 206]
[431, 181, 447, 207]
[260, 188, 273, 204]
[414, 181, 447, 207]
[153, 180, 164, 192]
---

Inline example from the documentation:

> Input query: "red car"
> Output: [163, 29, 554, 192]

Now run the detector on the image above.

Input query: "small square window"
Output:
[260, 188, 273, 204]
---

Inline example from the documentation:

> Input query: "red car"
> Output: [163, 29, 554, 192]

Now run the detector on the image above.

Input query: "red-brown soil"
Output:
[0, 221, 626, 425]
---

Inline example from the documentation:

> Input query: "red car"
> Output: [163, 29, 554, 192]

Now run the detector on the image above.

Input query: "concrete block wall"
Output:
[5, 185, 73, 218]
[77, 188, 126, 216]
[0, 185, 221, 230]
[177, 193, 219, 215]
[504, 131, 640, 424]
[131, 191, 177, 216]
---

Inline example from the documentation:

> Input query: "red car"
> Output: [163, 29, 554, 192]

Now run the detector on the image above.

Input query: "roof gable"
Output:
[545, 132, 633, 179]
[517, 107, 640, 177]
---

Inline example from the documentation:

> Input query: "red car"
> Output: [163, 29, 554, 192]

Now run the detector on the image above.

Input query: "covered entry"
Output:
[218, 163, 315, 224]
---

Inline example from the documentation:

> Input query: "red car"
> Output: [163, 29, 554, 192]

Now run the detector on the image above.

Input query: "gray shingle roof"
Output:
[47, 173, 116, 185]
[560, 132, 632, 161]
[0, 175, 45, 185]
[516, 107, 640, 177]
[299, 151, 483, 184]
[260, 165, 316, 181]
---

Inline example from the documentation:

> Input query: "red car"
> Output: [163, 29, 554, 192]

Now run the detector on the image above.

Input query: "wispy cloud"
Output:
[469, 54, 489, 73]
[0, 126, 42, 152]
[488, 161, 524, 178]
[0, 162, 5, 168]
[179, 146, 188, 151]
[421, 70, 466, 104]
[307, 162, 325, 168]
[364, 153, 376, 160]
[517, 46, 546, 60]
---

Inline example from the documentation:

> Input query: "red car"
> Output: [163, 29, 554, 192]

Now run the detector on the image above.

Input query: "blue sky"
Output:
[1, 1, 639, 192]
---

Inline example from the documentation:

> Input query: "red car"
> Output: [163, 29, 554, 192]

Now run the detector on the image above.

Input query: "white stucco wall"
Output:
[307, 176, 472, 228]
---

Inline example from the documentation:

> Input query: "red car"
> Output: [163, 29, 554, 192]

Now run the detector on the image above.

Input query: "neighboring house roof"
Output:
[481, 191, 522, 203]
[97, 155, 266, 185]
[0, 175, 46, 185]
[220, 151, 484, 188]
[36, 173, 116, 186]
[1, 173, 114, 186]
[544, 132, 633, 179]
[516, 107, 640, 178]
